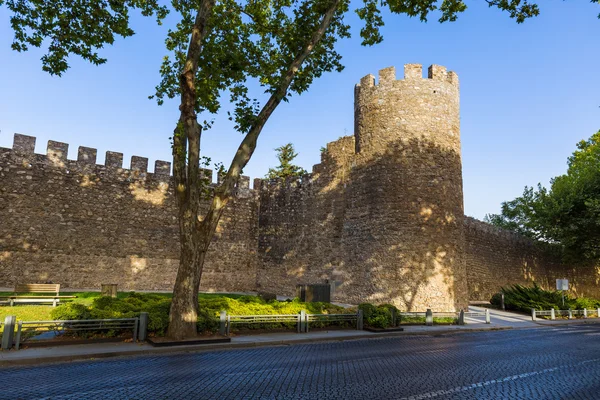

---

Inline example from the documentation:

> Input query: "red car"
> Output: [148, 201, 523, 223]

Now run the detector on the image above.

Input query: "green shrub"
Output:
[51, 303, 91, 320]
[358, 303, 398, 328]
[197, 308, 219, 333]
[358, 303, 377, 320]
[490, 283, 600, 313]
[51, 293, 353, 336]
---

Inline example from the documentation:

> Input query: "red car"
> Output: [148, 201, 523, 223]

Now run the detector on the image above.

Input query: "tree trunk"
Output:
[166, 0, 340, 340]
[165, 0, 214, 340]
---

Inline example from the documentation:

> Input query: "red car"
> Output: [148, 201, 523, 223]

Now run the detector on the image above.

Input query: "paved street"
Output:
[2, 325, 600, 399]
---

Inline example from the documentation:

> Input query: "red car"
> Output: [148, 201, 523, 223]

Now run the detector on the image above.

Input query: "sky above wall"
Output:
[0, 1, 598, 220]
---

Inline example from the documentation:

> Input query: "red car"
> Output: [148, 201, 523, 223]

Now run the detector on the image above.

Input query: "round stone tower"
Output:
[340, 64, 468, 311]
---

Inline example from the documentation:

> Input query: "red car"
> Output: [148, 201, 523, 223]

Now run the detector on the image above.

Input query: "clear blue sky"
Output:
[0, 1, 598, 219]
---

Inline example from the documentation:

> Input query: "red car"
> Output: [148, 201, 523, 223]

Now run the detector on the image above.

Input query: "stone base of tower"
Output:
[257, 131, 470, 312]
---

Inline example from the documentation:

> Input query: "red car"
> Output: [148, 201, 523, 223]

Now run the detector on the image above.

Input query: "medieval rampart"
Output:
[464, 217, 600, 301]
[1, 63, 598, 307]
[0, 134, 259, 292]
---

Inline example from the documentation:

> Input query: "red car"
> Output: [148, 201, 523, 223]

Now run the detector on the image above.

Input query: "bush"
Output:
[359, 303, 398, 328]
[490, 283, 600, 313]
[50, 293, 352, 336]
[51, 303, 91, 320]
[197, 308, 219, 333]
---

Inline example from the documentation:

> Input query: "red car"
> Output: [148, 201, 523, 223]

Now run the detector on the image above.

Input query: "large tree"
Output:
[2, 0, 578, 338]
[486, 131, 600, 261]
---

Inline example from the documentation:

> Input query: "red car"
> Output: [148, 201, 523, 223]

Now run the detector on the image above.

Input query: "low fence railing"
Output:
[398, 309, 490, 326]
[224, 313, 303, 336]
[1, 306, 493, 349]
[220, 310, 363, 335]
[1, 314, 149, 350]
[14, 318, 139, 350]
[531, 308, 600, 321]
[221, 308, 489, 335]
[306, 313, 361, 332]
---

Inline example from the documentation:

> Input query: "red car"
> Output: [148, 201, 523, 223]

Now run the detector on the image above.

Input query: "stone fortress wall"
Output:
[1, 63, 598, 309]
[463, 217, 600, 301]
[258, 65, 469, 311]
[0, 134, 259, 293]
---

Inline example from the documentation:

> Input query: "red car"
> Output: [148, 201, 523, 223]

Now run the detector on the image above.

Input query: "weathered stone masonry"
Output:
[0, 135, 258, 292]
[1, 63, 599, 309]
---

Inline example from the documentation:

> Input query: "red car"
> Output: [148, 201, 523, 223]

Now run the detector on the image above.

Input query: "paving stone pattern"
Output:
[2, 326, 600, 399]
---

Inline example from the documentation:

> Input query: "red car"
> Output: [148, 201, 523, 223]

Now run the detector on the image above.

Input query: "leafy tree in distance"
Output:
[266, 143, 307, 180]
[485, 131, 600, 262]
[2, 0, 584, 339]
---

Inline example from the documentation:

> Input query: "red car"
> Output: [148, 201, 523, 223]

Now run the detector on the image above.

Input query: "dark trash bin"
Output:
[296, 284, 331, 303]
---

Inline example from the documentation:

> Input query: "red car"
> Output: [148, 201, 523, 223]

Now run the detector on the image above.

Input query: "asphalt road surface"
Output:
[2, 325, 600, 399]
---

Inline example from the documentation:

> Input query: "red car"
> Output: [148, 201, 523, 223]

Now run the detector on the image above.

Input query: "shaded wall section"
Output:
[0, 134, 259, 292]
[464, 217, 600, 301]
[256, 136, 354, 298]
[344, 64, 467, 311]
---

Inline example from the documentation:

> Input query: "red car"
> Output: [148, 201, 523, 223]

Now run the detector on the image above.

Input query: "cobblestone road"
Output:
[2, 325, 600, 399]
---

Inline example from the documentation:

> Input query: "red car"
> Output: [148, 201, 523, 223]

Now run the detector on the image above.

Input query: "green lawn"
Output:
[0, 291, 246, 324]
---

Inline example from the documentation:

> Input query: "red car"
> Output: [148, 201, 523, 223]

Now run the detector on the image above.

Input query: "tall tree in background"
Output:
[266, 143, 307, 180]
[3, 0, 579, 338]
[486, 131, 600, 261]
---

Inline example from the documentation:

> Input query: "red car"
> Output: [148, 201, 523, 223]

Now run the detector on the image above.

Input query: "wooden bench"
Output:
[0, 284, 77, 307]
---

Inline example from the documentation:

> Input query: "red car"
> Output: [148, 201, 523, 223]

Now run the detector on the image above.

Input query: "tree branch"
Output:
[174, 0, 215, 210]
[198, 0, 342, 250]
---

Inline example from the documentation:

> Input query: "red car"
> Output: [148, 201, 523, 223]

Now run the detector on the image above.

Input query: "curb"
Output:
[534, 319, 600, 326]
[0, 326, 513, 368]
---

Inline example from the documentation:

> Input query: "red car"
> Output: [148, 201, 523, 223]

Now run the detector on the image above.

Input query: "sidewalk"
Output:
[0, 322, 510, 367]
[468, 306, 538, 328]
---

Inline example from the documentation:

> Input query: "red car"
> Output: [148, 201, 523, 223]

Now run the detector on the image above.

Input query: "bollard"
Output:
[485, 308, 491, 324]
[426, 309, 433, 326]
[458, 310, 465, 325]
[550, 309, 555, 320]
[531, 308, 536, 321]
[584, 308, 588, 319]
[300, 310, 307, 333]
[357, 309, 364, 330]
[568, 309, 573, 320]
[138, 312, 149, 341]
[1, 315, 16, 350]
[501, 293, 505, 311]
[15, 321, 23, 350]
[219, 311, 227, 336]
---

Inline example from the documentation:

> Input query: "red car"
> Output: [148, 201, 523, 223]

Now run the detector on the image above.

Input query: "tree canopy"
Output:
[266, 143, 307, 180]
[486, 131, 600, 261]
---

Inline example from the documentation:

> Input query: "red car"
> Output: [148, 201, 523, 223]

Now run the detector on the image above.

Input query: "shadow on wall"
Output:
[0, 135, 259, 292]
[257, 136, 468, 311]
[464, 213, 600, 302]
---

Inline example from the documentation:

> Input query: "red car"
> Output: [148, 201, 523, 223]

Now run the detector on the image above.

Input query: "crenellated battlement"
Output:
[0, 133, 253, 190]
[5, 133, 172, 175]
[464, 216, 534, 246]
[356, 64, 459, 89]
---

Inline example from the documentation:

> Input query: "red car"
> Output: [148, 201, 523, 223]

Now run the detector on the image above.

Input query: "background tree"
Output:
[3, 0, 574, 338]
[486, 131, 600, 261]
[266, 143, 307, 180]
